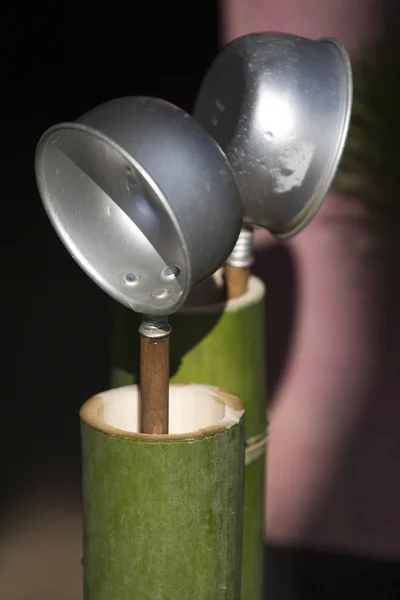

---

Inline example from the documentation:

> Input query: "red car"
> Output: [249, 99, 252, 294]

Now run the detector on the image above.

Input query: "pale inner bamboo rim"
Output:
[182, 273, 265, 313]
[80, 383, 244, 441]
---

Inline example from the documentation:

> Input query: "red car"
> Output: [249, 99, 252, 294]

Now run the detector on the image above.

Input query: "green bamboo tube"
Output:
[111, 275, 267, 600]
[80, 383, 245, 600]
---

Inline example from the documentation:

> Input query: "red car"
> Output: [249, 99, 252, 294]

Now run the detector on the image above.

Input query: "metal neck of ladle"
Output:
[139, 314, 172, 339]
[226, 225, 254, 269]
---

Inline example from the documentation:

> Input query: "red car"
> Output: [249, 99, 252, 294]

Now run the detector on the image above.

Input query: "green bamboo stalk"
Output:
[80, 383, 245, 600]
[111, 275, 267, 600]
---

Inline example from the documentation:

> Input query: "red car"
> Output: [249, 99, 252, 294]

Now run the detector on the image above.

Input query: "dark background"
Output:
[1, 3, 400, 598]
[1, 4, 220, 596]
[1, 1, 219, 499]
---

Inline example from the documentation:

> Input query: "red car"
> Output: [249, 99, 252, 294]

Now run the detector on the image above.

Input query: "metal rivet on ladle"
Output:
[35, 96, 242, 435]
[194, 32, 353, 298]
[124, 272, 141, 286]
[161, 265, 180, 281]
[152, 288, 170, 299]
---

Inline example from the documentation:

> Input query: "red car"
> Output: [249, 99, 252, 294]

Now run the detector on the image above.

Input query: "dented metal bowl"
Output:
[194, 32, 353, 238]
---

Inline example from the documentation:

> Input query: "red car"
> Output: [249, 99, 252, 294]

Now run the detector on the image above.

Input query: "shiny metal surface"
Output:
[35, 97, 242, 315]
[139, 315, 172, 339]
[194, 32, 353, 238]
[227, 226, 254, 268]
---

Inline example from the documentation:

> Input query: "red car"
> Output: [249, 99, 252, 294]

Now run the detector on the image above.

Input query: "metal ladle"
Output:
[35, 96, 242, 433]
[194, 32, 353, 297]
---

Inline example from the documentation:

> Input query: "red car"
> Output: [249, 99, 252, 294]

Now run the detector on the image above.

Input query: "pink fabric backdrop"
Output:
[221, 0, 400, 558]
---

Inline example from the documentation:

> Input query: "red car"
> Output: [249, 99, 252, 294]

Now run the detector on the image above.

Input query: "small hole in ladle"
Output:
[124, 272, 140, 286]
[161, 265, 181, 281]
[152, 288, 170, 299]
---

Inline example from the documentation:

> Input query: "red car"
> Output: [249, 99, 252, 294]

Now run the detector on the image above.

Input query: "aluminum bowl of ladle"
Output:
[35, 96, 242, 315]
[194, 32, 353, 239]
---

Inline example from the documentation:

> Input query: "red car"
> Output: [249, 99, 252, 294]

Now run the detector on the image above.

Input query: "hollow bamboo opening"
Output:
[80, 383, 244, 442]
[183, 273, 265, 312]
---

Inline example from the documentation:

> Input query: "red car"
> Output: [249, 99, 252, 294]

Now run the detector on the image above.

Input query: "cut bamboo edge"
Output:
[80, 383, 244, 442]
[80, 383, 245, 599]
[182, 271, 264, 316]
